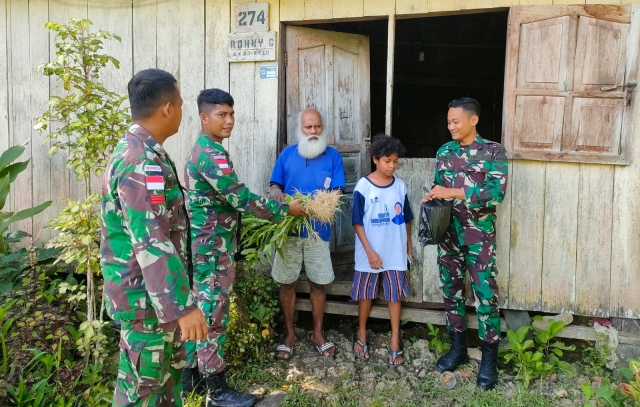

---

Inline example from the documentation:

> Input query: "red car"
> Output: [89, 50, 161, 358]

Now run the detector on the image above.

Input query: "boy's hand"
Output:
[287, 199, 307, 217]
[366, 249, 383, 270]
[407, 244, 413, 264]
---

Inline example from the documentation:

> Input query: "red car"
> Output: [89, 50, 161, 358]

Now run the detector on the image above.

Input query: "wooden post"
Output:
[385, 13, 395, 135]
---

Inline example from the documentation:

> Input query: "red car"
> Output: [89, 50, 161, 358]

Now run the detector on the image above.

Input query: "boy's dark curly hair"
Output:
[369, 133, 406, 159]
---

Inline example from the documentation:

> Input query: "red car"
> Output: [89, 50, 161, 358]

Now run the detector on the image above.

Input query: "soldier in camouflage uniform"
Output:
[101, 69, 208, 407]
[183, 88, 305, 407]
[423, 97, 508, 390]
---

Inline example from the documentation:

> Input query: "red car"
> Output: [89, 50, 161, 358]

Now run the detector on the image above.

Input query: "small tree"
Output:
[35, 18, 130, 365]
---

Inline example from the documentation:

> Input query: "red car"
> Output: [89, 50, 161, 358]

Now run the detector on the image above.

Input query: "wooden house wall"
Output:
[1, 0, 639, 318]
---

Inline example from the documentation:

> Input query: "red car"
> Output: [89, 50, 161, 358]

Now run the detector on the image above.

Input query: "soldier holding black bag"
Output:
[421, 97, 508, 391]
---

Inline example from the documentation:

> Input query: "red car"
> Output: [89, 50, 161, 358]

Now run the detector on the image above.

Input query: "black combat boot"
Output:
[476, 341, 500, 390]
[182, 367, 206, 396]
[205, 370, 257, 407]
[436, 330, 469, 372]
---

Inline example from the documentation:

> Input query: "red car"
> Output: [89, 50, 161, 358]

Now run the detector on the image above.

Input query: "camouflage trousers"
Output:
[113, 318, 186, 407]
[437, 234, 501, 343]
[185, 253, 235, 374]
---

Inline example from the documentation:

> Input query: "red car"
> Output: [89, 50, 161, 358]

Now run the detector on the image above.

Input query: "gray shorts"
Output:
[271, 237, 335, 285]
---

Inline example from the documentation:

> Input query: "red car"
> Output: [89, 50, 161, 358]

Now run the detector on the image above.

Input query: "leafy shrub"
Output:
[580, 345, 611, 378]
[619, 359, 640, 405]
[226, 261, 281, 368]
[425, 321, 451, 357]
[501, 317, 575, 387]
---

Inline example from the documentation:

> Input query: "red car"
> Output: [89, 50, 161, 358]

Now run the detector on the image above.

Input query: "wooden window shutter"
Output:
[503, 5, 640, 165]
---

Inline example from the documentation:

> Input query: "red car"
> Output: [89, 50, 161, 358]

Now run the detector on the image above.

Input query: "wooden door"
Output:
[503, 5, 640, 165]
[286, 26, 370, 253]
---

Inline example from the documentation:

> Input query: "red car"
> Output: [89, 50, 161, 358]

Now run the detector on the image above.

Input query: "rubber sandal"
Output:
[386, 344, 404, 368]
[351, 333, 370, 361]
[275, 344, 293, 360]
[308, 332, 337, 357]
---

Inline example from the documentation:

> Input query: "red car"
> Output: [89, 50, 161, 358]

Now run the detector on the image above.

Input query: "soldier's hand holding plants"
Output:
[178, 307, 208, 341]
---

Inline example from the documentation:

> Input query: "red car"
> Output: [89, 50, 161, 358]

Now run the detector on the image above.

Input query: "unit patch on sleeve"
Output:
[150, 194, 165, 205]
[144, 164, 163, 173]
[214, 155, 232, 174]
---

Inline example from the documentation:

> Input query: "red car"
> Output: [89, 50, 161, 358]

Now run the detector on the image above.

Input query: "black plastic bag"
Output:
[418, 199, 452, 246]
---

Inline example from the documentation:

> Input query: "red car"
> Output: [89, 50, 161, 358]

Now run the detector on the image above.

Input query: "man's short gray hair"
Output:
[298, 107, 323, 128]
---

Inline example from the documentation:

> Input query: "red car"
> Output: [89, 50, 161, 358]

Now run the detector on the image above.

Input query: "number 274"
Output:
[238, 10, 266, 26]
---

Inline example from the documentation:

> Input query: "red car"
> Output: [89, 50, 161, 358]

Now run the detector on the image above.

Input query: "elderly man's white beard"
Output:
[297, 130, 328, 159]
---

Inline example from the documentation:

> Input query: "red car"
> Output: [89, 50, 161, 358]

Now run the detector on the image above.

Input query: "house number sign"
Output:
[234, 2, 268, 33]
[229, 2, 276, 62]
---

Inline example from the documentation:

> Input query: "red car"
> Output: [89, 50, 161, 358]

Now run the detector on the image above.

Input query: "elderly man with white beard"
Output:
[269, 108, 346, 360]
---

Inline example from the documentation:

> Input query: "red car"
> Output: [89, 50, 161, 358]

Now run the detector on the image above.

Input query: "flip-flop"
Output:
[386, 344, 404, 368]
[275, 344, 294, 360]
[308, 332, 337, 357]
[351, 333, 370, 361]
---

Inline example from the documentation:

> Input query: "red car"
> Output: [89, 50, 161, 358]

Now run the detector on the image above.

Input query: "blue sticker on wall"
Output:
[260, 65, 278, 79]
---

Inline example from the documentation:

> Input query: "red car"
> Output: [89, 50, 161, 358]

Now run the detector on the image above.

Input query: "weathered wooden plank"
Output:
[29, 0, 51, 242]
[133, 0, 157, 71]
[297, 299, 640, 345]
[396, 0, 427, 15]
[462, 0, 501, 10]
[8, 0, 33, 232]
[586, 0, 620, 4]
[495, 160, 511, 309]
[395, 159, 426, 303]
[252, 61, 278, 194]
[541, 163, 579, 313]
[552, 0, 585, 4]
[89, 1, 133, 195]
[156, 0, 180, 89]
[229, 62, 256, 190]
[162, 0, 205, 182]
[364, 0, 395, 16]
[0, 0, 8, 158]
[519, 0, 553, 5]
[48, 0, 86, 213]
[574, 164, 613, 317]
[333, 0, 363, 19]
[305, 0, 332, 20]
[428, 0, 463, 13]
[296, 279, 353, 296]
[508, 161, 545, 310]
[385, 13, 395, 135]
[205, 0, 230, 90]
[610, 5, 640, 320]
[279, 0, 305, 21]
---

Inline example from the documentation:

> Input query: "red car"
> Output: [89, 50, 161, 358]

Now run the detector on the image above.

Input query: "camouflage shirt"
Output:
[185, 132, 289, 262]
[100, 124, 195, 323]
[433, 134, 508, 246]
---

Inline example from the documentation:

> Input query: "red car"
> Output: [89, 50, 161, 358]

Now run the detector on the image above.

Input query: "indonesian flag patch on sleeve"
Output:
[214, 155, 231, 174]
[146, 175, 165, 190]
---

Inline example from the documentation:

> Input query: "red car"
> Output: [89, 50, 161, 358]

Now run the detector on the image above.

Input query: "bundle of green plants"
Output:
[240, 190, 342, 265]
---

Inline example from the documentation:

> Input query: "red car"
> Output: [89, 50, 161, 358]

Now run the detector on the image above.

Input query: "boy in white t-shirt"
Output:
[350, 134, 413, 367]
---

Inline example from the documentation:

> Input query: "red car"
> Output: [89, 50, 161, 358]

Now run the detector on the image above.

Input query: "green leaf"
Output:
[0, 144, 26, 170]
[0, 201, 52, 232]
[0, 160, 29, 184]
[0, 174, 10, 210]
[515, 325, 529, 343]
